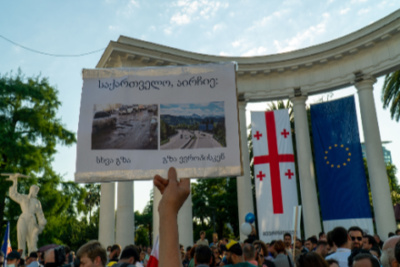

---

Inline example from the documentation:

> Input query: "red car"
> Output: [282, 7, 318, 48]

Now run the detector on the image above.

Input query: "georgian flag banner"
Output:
[251, 110, 298, 243]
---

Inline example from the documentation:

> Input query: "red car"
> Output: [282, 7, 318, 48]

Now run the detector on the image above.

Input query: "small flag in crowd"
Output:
[251, 109, 298, 243]
[310, 96, 373, 234]
[146, 236, 159, 267]
[1, 221, 12, 265]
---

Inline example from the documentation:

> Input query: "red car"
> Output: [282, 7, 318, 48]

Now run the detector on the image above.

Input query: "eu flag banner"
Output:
[310, 96, 373, 234]
[251, 110, 298, 243]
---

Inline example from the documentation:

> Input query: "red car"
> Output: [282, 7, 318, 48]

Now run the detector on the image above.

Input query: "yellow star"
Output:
[329, 146, 332, 150]
[348, 153, 351, 156]
[331, 164, 334, 168]
[341, 144, 344, 147]
[343, 163, 347, 166]
[347, 158, 351, 162]
[326, 161, 329, 164]
[337, 165, 340, 168]
[335, 144, 338, 147]
[346, 148, 349, 151]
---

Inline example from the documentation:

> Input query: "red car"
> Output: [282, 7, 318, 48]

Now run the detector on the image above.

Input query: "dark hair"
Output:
[364, 235, 377, 247]
[297, 252, 328, 267]
[284, 233, 292, 238]
[326, 259, 338, 266]
[77, 240, 107, 267]
[243, 244, 255, 260]
[274, 240, 286, 254]
[331, 227, 348, 248]
[389, 232, 395, 238]
[370, 245, 381, 258]
[253, 240, 268, 256]
[316, 241, 328, 249]
[348, 226, 364, 236]
[352, 253, 380, 267]
[195, 245, 212, 265]
[327, 231, 334, 247]
[110, 244, 121, 252]
[319, 232, 326, 238]
[348, 248, 371, 267]
[120, 245, 139, 263]
[307, 236, 318, 245]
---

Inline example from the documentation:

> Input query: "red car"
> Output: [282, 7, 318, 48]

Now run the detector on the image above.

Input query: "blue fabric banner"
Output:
[310, 96, 372, 224]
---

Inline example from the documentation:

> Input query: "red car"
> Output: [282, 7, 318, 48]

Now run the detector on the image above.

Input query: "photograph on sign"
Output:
[91, 103, 158, 150]
[160, 102, 226, 150]
[75, 62, 241, 183]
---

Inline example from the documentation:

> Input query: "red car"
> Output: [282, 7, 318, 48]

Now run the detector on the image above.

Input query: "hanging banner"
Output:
[251, 109, 298, 243]
[310, 96, 373, 234]
[75, 62, 242, 182]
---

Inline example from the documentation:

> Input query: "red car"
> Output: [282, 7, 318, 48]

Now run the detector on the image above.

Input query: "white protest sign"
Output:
[75, 62, 242, 182]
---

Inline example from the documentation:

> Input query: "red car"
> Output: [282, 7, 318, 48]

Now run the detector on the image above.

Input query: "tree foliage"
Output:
[0, 71, 99, 251]
[382, 71, 400, 121]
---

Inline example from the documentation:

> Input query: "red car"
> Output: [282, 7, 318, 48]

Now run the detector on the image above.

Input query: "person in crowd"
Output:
[6, 251, 21, 267]
[305, 237, 318, 252]
[395, 230, 400, 236]
[223, 240, 253, 266]
[326, 231, 336, 256]
[243, 244, 258, 266]
[315, 241, 329, 258]
[362, 235, 378, 251]
[25, 252, 40, 267]
[325, 227, 351, 267]
[273, 240, 293, 267]
[296, 252, 328, 267]
[197, 231, 209, 247]
[76, 241, 107, 267]
[283, 234, 292, 251]
[210, 246, 222, 266]
[194, 245, 212, 267]
[373, 235, 384, 249]
[253, 240, 275, 267]
[348, 226, 363, 250]
[352, 253, 380, 267]
[210, 234, 219, 248]
[183, 246, 192, 267]
[294, 238, 307, 255]
[267, 241, 277, 261]
[381, 235, 400, 267]
[0, 251, 4, 267]
[111, 245, 139, 267]
[107, 245, 121, 266]
[369, 246, 381, 261]
[189, 246, 198, 267]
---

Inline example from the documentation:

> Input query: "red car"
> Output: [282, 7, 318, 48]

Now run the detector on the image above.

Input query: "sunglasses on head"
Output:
[351, 236, 363, 241]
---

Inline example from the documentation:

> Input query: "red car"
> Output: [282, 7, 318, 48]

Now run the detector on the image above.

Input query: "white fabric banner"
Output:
[75, 62, 241, 182]
[251, 110, 299, 243]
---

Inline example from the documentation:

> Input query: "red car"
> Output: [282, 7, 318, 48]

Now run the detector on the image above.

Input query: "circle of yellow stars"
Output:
[324, 144, 351, 168]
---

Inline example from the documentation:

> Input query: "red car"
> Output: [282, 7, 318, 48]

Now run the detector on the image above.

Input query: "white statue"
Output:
[5, 173, 47, 257]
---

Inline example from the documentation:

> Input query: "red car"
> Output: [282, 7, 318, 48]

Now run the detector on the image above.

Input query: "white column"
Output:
[99, 183, 115, 247]
[291, 95, 322, 238]
[177, 184, 193, 247]
[152, 185, 162, 245]
[237, 101, 255, 241]
[355, 76, 396, 237]
[116, 181, 135, 248]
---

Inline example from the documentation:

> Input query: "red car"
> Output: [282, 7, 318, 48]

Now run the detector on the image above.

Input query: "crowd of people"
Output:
[2, 167, 400, 267]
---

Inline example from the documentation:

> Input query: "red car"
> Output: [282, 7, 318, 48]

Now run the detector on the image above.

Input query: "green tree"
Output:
[382, 71, 400, 121]
[135, 190, 153, 246]
[0, 70, 76, 246]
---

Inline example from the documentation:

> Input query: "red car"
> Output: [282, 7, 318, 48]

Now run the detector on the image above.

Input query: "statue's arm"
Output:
[8, 177, 22, 204]
[35, 201, 47, 232]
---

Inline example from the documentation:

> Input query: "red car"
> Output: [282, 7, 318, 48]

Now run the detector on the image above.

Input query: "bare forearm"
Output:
[159, 211, 182, 267]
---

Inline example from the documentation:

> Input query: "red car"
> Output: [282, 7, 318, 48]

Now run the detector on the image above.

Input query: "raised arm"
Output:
[154, 167, 190, 267]
[7, 174, 22, 204]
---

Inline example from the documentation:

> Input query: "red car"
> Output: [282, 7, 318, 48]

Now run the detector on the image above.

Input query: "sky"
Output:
[1, 1, 400, 213]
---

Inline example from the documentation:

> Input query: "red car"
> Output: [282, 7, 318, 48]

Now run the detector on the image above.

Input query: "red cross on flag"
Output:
[251, 109, 298, 243]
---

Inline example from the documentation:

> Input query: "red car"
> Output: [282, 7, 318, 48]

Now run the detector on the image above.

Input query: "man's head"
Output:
[319, 232, 327, 241]
[331, 227, 350, 248]
[283, 233, 292, 248]
[200, 231, 206, 240]
[6, 251, 21, 266]
[212, 233, 218, 243]
[194, 245, 212, 266]
[295, 238, 303, 250]
[29, 185, 40, 198]
[243, 244, 255, 261]
[348, 226, 364, 249]
[109, 244, 121, 260]
[306, 237, 318, 251]
[381, 235, 400, 267]
[77, 240, 107, 267]
[352, 253, 380, 267]
[225, 240, 243, 265]
[119, 245, 139, 265]
[363, 235, 377, 251]
[315, 241, 329, 258]
[26, 252, 38, 265]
